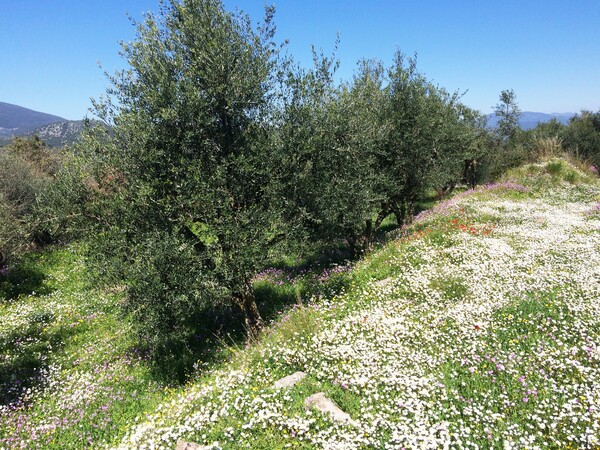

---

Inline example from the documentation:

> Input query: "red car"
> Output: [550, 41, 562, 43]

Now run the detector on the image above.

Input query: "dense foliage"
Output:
[72, 0, 286, 358]
[377, 54, 482, 229]
[0, 137, 60, 261]
[41, 0, 486, 359]
[277, 53, 484, 256]
[275, 53, 383, 256]
[562, 110, 600, 169]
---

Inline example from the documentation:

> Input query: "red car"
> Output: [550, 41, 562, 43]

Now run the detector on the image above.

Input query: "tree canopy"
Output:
[562, 110, 600, 170]
[494, 89, 521, 140]
[46, 0, 488, 365]
[77, 0, 288, 354]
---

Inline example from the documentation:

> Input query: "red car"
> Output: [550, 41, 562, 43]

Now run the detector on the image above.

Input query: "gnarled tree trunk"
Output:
[234, 281, 264, 340]
[391, 202, 405, 227]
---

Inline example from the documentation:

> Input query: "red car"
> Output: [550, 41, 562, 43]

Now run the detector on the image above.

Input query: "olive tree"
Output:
[376, 52, 481, 226]
[277, 51, 482, 255]
[80, 0, 285, 349]
[275, 54, 387, 256]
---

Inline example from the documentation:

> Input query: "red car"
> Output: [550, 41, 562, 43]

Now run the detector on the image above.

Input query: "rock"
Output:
[375, 277, 392, 288]
[175, 440, 219, 450]
[273, 371, 307, 389]
[304, 392, 357, 426]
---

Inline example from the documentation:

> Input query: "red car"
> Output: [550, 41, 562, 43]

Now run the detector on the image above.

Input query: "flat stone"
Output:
[375, 277, 392, 288]
[175, 440, 219, 450]
[304, 392, 357, 425]
[273, 371, 307, 389]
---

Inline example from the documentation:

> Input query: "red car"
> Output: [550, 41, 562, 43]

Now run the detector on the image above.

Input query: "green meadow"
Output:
[2, 158, 600, 449]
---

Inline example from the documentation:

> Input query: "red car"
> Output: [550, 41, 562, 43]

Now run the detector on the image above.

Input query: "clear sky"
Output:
[1, 0, 599, 120]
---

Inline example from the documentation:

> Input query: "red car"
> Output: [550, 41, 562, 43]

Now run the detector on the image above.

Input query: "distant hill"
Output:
[0, 102, 99, 147]
[0, 101, 65, 137]
[486, 111, 575, 130]
[27, 120, 90, 147]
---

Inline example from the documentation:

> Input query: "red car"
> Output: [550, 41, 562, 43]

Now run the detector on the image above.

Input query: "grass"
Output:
[0, 247, 170, 448]
[1, 158, 600, 449]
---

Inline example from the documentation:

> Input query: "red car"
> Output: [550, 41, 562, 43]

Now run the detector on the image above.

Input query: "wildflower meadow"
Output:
[1, 158, 600, 449]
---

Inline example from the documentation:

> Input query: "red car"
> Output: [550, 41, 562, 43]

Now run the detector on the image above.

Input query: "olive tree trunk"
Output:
[235, 281, 264, 339]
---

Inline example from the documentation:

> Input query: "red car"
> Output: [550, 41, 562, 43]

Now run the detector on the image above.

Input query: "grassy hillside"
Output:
[1, 158, 600, 449]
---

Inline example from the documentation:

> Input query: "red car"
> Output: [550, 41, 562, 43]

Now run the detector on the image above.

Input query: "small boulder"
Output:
[375, 277, 392, 288]
[304, 392, 357, 426]
[273, 371, 307, 389]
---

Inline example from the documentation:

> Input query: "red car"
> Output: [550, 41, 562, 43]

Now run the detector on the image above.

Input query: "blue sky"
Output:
[1, 0, 599, 120]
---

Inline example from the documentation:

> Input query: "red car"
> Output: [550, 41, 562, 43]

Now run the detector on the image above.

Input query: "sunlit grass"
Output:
[0, 246, 169, 448]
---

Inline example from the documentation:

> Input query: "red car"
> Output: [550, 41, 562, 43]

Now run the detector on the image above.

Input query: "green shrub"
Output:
[0, 137, 60, 259]
[479, 140, 529, 182]
[4, 136, 61, 176]
[562, 110, 600, 170]
[0, 152, 41, 216]
[542, 159, 582, 184]
[545, 159, 565, 176]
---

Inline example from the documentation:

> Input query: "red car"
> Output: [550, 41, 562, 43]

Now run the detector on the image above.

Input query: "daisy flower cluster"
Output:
[0, 249, 164, 449]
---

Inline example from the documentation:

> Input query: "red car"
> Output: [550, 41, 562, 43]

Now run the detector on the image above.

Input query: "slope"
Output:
[1, 158, 599, 449]
[0, 102, 65, 135]
[114, 159, 600, 449]
[26, 120, 89, 147]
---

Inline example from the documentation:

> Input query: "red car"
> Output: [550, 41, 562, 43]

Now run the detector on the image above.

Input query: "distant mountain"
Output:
[27, 120, 90, 147]
[0, 102, 98, 147]
[486, 111, 575, 130]
[0, 101, 65, 137]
